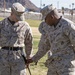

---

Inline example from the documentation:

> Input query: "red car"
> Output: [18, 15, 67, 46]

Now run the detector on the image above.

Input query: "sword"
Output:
[22, 54, 32, 75]
[27, 66, 32, 75]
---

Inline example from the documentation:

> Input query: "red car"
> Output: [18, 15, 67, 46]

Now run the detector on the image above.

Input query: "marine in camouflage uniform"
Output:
[0, 3, 33, 75]
[27, 5, 75, 75]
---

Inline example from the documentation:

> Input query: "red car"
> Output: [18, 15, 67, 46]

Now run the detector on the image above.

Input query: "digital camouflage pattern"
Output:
[0, 18, 33, 75]
[32, 17, 75, 75]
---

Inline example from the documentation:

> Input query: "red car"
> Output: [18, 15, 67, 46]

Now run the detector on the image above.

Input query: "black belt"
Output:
[1, 47, 23, 51]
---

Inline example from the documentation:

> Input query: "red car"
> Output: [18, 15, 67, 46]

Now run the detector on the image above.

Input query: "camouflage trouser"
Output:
[45, 58, 75, 75]
[0, 49, 26, 75]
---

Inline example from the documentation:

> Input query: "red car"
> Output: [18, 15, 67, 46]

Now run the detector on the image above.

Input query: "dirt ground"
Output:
[31, 27, 41, 35]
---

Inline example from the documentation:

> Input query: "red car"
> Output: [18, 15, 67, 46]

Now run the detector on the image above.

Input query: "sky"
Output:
[30, 0, 75, 9]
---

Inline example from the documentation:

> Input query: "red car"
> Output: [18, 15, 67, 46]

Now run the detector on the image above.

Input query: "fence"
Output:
[0, 12, 75, 22]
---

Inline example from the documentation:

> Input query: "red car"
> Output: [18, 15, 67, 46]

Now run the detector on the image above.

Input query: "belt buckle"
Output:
[12, 47, 13, 50]
[9, 47, 13, 50]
